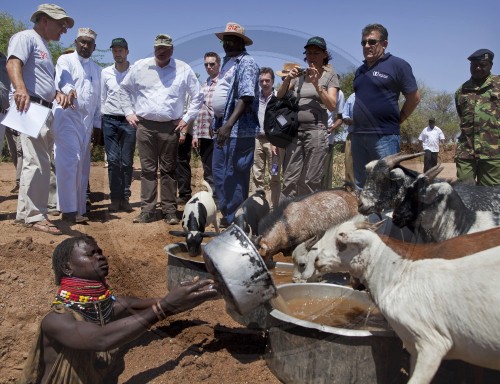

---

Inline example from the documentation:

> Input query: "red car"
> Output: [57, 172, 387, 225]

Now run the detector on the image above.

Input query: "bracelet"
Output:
[152, 303, 164, 321]
[156, 301, 168, 318]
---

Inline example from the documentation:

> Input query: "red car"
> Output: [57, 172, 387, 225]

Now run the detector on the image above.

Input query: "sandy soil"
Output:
[0, 159, 456, 383]
[0, 161, 283, 384]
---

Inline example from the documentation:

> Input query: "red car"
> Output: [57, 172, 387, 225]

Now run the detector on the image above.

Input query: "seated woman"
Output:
[20, 235, 217, 384]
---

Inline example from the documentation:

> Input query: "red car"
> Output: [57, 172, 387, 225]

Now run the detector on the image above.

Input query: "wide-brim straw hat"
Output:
[215, 22, 253, 46]
[30, 4, 74, 28]
[276, 62, 301, 77]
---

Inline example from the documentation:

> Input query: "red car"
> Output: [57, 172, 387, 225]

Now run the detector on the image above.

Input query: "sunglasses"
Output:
[204, 62, 217, 67]
[361, 39, 382, 46]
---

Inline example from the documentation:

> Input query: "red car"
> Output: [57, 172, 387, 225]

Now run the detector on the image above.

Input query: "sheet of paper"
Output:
[0, 103, 51, 138]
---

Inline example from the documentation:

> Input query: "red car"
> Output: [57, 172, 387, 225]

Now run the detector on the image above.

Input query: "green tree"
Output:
[0, 12, 27, 54]
[400, 82, 459, 151]
[339, 67, 356, 97]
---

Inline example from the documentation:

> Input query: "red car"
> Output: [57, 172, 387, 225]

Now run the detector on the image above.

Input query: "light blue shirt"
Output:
[342, 93, 356, 133]
[213, 52, 260, 138]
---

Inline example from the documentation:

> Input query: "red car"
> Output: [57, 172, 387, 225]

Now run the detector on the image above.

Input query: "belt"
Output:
[103, 114, 126, 121]
[29, 96, 53, 109]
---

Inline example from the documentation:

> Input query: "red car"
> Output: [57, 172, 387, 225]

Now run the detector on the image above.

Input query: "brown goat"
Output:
[258, 189, 359, 261]
[377, 226, 500, 261]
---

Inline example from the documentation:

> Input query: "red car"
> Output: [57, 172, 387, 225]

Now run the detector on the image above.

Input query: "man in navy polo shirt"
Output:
[352, 23, 420, 190]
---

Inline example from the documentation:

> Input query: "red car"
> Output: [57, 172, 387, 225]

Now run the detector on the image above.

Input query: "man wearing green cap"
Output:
[455, 48, 500, 186]
[6, 3, 74, 235]
[120, 34, 203, 225]
[101, 37, 135, 213]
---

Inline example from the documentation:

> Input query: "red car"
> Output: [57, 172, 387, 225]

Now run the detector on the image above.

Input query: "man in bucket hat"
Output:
[6, 3, 74, 235]
[53, 27, 102, 224]
[211, 22, 260, 227]
[120, 34, 203, 225]
[455, 48, 500, 186]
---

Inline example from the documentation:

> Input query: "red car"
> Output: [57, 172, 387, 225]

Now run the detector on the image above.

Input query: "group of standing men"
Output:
[2, 4, 499, 238]
[2, 3, 263, 233]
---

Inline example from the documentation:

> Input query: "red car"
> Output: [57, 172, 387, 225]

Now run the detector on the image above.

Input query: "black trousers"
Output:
[423, 149, 438, 173]
[198, 137, 215, 196]
[177, 133, 192, 198]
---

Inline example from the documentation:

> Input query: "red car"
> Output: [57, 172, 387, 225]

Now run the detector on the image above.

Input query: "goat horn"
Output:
[355, 219, 387, 232]
[304, 234, 319, 250]
[424, 163, 444, 182]
[384, 152, 425, 168]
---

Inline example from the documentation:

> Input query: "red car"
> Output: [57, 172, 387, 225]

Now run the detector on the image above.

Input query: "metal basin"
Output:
[266, 284, 500, 384]
[164, 242, 214, 291]
[265, 283, 409, 384]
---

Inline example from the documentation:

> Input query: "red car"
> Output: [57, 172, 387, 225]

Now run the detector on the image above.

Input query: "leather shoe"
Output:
[219, 217, 229, 228]
[120, 199, 133, 212]
[108, 200, 120, 212]
[133, 212, 156, 223]
[163, 213, 179, 225]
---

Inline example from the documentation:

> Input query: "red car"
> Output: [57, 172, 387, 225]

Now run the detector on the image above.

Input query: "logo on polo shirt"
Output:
[372, 71, 388, 79]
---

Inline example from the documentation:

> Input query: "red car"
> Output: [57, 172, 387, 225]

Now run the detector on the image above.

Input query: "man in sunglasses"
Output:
[192, 52, 221, 200]
[455, 49, 499, 186]
[351, 23, 420, 190]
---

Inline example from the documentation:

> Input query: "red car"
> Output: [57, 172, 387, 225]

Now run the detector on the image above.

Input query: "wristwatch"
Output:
[180, 131, 186, 136]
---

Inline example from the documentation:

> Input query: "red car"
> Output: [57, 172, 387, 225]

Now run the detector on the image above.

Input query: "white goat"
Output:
[315, 220, 500, 384]
[292, 213, 420, 283]
[291, 236, 321, 283]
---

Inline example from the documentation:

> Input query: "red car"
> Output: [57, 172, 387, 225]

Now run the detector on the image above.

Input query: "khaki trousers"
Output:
[136, 119, 178, 215]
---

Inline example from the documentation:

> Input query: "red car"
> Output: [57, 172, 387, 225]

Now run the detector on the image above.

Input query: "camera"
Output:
[298, 68, 309, 76]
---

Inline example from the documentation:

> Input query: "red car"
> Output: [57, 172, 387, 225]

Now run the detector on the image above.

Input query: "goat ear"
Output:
[420, 184, 441, 204]
[389, 168, 405, 180]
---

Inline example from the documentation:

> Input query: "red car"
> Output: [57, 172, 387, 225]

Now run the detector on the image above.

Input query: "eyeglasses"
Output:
[204, 62, 217, 67]
[361, 39, 382, 46]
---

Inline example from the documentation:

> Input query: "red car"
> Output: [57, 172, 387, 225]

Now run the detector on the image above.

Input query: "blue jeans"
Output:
[352, 133, 400, 190]
[102, 115, 136, 201]
[212, 137, 255, 223]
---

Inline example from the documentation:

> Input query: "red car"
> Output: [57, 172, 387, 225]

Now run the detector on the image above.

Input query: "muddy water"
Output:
[281, 296, 390, 331]
[270, 294, 291, 313]
[171, 251, 205, 263]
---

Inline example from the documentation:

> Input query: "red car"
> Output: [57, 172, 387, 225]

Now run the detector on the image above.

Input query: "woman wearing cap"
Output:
[277, 36, 339, 199]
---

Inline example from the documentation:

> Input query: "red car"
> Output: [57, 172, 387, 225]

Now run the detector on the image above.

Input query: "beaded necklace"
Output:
[53, 277, 115, 326]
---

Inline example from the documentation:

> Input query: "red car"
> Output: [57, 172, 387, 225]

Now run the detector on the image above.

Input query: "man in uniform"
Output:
[455, 48, 500, 186]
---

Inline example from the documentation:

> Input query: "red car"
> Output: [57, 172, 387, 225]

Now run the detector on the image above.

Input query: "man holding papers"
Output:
[6, 3, 74, 235]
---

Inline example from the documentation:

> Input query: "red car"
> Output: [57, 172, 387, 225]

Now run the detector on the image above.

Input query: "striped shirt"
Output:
[193, 75, 218, 139]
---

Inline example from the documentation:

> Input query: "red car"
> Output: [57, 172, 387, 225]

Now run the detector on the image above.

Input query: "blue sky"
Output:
[3, 0, 499, 93]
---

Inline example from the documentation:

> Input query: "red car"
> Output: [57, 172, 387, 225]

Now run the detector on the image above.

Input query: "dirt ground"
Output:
[0, 158, 456, 383]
